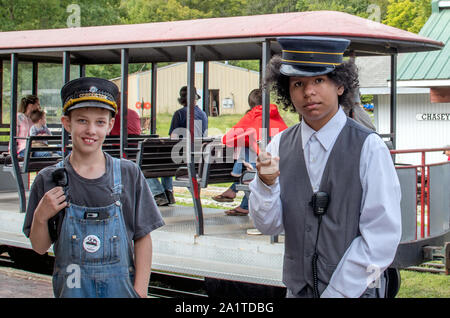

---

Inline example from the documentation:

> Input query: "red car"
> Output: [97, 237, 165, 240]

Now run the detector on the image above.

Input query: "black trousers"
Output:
[286, 271, 388, 298]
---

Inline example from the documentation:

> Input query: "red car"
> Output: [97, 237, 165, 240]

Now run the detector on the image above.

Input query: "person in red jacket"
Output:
[213, 89, 288, 216]
[222, 89, 288, 159]
[109, 91, 141, 136]
[109, 108, 141, 136]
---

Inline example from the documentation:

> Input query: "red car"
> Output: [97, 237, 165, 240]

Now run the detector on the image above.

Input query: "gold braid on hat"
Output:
[63, 94, 117, 113]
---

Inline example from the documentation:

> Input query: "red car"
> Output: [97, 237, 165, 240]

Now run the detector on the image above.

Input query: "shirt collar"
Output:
[301, 107, 347, 151]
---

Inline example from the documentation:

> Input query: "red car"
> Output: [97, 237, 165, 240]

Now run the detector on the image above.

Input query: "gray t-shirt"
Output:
[23, 152, 165, 243]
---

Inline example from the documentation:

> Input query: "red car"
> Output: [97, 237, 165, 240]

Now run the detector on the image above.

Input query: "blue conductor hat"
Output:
[61, 77, 119, 116]
[277, 36, 351, 77]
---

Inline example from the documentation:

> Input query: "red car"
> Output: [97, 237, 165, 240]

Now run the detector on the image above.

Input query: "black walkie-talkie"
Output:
[48, 167, 69, 242]
[310, 191, 329, 298]
[311, 192, 329, 216]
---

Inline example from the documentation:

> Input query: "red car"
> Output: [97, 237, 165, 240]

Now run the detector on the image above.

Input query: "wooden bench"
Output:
[137, 137, 211, 179]
[1, 135, 64, 213]
[199, 141, 240, 186]
[173, 140, 239, 188]
[4, 134, 160, 173]
[1, 135, 64, 174]
[3, 134, 157, 212]
[94, 134, 158, 162]
[0, 125, 11, 165]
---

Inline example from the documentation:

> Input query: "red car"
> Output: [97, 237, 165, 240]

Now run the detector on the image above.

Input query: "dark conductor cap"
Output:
[61, 77, 119, 116]
[277, 36, 351, 77]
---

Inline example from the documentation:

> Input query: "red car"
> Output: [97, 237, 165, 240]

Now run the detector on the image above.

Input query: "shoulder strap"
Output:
[56, 160, 64, 168]
[111, 157, 122, 196]
[49, 160, 66, 243]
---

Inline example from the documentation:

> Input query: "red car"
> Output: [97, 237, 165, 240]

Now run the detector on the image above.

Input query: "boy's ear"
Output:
[107, 116, 115, 134]
[61, 115, 71, 133]
[337, 85, 345, 96]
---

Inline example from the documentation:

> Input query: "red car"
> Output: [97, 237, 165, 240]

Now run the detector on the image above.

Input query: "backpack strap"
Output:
[48, 160, 67, 243]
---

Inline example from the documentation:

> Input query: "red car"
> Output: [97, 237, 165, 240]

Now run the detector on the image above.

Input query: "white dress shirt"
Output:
[249, 107, 402, 298]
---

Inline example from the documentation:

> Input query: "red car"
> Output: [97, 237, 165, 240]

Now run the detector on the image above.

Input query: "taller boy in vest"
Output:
[23, 77, 165, 298]
[249, 37, 401, 298]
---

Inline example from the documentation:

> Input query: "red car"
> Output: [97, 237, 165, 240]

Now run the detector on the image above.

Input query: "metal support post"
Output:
[261, 40, 278, 244]
[151, 63, 157, 135]
[120, 48, 129, 158]
[10, 53, 26, 212]
[390, 53, 397, 150]
[202, 61, 210, 116]
[32, 61, 38, 96]
[261, 39, 271, 152]
[62, 51, 71, 158]
[79, 64, 85, 78]
[187, 45, 204, 236]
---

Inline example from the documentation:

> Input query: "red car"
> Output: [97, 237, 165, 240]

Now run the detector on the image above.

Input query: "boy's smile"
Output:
[81, 137, 97, 145]
[289, 75, 344, 131]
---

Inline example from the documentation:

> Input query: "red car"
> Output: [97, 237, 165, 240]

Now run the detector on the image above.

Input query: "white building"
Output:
[112, 61, 260, 116]
[357, 0, 450, 164]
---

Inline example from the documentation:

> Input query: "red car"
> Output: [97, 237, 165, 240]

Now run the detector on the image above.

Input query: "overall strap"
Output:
[55, 159, 68, 197]
[111, 157, 123, 197]
[56, 160, 64, 169]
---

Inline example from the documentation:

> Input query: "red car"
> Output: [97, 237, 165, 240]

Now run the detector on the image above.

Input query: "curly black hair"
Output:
[263, 55, 359, 114]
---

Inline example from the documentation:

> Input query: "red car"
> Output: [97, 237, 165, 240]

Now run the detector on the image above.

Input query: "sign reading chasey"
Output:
[416, 113, 450, 121]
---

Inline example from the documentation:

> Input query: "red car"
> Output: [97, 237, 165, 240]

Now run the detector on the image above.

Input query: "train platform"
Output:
[0, 190, 285, 287]
[0, 266, 53, 298]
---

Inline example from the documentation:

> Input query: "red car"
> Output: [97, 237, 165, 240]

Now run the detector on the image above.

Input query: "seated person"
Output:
[147, 85, 208, 206]
[147, 177, 175, 206]
[9, 95, 40, 158]
[29, 109, 53, 157]
[213, 88, 288, 216]
[110, 105, 142, 136]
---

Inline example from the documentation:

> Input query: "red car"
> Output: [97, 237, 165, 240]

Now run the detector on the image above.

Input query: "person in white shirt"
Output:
[249, 36, 402, 298]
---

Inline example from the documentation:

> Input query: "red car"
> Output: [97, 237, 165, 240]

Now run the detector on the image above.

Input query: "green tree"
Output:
[120, 0, 209, 23]
[295, 0, 390, 21]
[180, 0, 248, 17]
[245, 0, 298, 15]
[383, 0, 431, 33]
[0, 0, 64, 31]
[0, 0, 122, 31]
[73, 0, 123, 27]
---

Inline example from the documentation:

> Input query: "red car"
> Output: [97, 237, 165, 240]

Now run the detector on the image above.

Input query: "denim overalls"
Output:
[52, 157, 139, 298]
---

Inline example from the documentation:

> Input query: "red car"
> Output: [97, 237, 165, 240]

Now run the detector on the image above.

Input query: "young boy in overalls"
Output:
[23, 77, 165, 298]
[249, 37, 402, 298]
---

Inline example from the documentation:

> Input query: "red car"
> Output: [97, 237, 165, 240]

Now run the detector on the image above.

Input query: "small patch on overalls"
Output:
[83, 235, 101, 253]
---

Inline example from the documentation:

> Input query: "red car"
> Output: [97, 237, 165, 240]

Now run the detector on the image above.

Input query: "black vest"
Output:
[279, 118, 374, 295]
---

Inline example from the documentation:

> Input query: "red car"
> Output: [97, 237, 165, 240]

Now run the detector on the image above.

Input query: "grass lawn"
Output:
[150, 108, 300, 137]
[397, 270, 450, 298]
[152, 112, 244, 137]
[0, 127, 8, 142]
